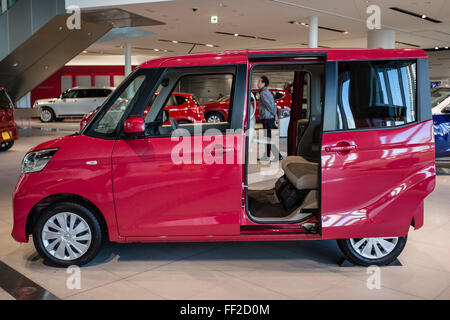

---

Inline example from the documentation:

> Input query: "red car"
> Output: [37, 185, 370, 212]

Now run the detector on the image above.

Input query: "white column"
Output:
[124, 43, 132, 76]
[1, 0, 7, 13]
[308, 15, 318, 48]
[367, 29, 396, 49]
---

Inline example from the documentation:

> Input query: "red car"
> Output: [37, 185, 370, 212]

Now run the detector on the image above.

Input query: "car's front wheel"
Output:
[337, 236, 407, 266]
[0, 140, 14, 152]
[33, 202, 103, 267]
[39, 108, 55, 123]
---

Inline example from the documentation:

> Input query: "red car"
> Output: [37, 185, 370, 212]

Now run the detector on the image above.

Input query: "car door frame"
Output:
[110, 64, 248, 237]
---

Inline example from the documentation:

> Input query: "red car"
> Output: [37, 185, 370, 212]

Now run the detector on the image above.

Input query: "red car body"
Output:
[12, 49, 435, 266]
[80, 92, 205, 130]
[203, 89, 292, 122]
[0, 88, 18, 151]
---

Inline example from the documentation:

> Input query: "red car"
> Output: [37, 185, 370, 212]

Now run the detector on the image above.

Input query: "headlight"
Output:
[22, 148, 58, 174]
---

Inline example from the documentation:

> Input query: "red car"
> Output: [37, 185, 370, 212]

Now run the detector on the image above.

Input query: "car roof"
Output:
[139, 48, 427, 69]
[68, 87, 115, 90]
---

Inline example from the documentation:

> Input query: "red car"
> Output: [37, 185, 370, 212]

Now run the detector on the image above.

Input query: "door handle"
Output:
[325, 142, 357, 154]
[210, 145, 235, 156]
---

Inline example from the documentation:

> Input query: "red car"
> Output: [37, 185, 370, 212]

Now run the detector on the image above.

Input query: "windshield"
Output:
[85, 74, 147, 137]
[431, 88, 450, 108]
[217, 95, 230, 102]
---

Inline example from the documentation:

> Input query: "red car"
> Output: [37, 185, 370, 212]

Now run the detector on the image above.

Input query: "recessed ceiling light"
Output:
[172, 40, 178, 43]
[390, 7, 442, 23]
[82, 50, 88, 53]
[435, 47, 439, 50]
[445, 46, 449, 49]
[216, 32, 275, 41]
[12, 63, 19, 67]
[205, 44, 214, 47]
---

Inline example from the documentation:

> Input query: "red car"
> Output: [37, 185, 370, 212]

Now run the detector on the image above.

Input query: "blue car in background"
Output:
[432, 87, 450, 158]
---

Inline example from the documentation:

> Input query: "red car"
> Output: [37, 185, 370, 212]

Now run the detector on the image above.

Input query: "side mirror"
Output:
[124, 116, 145, 135]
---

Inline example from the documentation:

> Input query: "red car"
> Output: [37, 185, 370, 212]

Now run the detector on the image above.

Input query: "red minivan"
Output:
[0, 88, 18, 152]
[12, 49, 435, 267]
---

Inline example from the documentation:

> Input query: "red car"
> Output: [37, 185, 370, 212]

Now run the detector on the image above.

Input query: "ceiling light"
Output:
[82, 50, 88, 53]
[445, 47, 449, 49]
[290, 21, 347, 34]
[435, 47, 439, 50]
[12, 63, 19, 67]
[390, 7, 442, 23]
[159, 39, 219, 48]
[216, 32, 276, 41]
[395, 41, 420, 48]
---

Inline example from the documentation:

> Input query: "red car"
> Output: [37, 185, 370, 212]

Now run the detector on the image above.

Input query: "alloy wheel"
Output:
[41, 109, 52, 122]
[207, 114, 222, 123]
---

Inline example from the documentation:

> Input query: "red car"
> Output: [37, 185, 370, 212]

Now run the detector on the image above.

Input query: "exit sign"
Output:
[211, 16, 218, 24]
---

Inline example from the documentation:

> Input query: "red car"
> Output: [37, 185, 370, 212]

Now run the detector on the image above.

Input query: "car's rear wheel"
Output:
[0, 140, 14, 152]
[206, 112, 224, 123]
[337, 236, 407, 266]
[40, 108, 55, 123]
[33, 202, 103, 267]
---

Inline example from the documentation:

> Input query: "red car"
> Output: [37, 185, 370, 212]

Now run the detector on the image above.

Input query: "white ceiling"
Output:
[81, 0, 450, 60]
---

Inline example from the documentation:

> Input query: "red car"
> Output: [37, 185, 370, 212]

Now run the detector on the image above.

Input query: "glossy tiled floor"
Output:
[0, 121, 449, 300]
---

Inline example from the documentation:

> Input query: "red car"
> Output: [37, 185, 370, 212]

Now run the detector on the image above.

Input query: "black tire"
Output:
[205, 111, 225, 123]
[39, 107, 55, 123]
[0, 140, 14, 152]
[32, 202, 103, 267]
[337, 235, 407, 266]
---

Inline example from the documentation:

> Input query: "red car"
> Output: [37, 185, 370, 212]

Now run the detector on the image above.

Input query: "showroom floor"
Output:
[0, 119, 449, 300]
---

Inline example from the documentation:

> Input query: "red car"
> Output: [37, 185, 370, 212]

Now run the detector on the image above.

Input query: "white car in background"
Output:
[34, 87, 114, 122]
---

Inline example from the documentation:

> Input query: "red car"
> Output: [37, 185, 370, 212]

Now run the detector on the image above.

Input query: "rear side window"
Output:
[337, 60, 417, 130]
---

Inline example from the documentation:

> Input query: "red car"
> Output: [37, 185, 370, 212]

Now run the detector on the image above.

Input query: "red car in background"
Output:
[203, 89, 292, 123]
[0, 88, 18, 152]
[80, 92, 205, 130]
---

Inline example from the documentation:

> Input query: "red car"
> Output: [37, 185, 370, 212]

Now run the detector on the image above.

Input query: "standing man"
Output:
[257, 76, 283, 161]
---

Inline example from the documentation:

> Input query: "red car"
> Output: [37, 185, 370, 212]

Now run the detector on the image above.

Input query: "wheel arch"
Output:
[26, 193, 109, 241]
